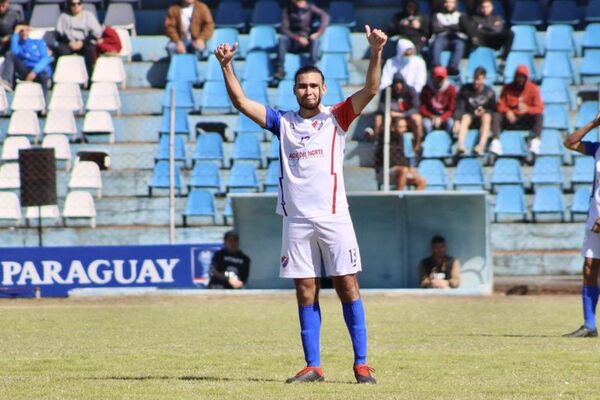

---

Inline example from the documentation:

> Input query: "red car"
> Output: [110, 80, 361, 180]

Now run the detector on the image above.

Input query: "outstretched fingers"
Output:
[365, 25, 371, 37]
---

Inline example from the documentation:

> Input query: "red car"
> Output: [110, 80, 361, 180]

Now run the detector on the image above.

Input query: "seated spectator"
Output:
[420, 66, 457, 134]
[380, 38, 427, 93]
[164, 0, 214, 60]
[55, 0, 102, 76]
[0, 0, 22, 56]
[430, 0, 471, 76]
[274, 0, 329, 81]
[366, 73, 423, 150]
[419, 235, 460, 289]
[0, 24, 52, 98]
[492, 64, 543, 152]
[471, 0, 513, 59]
[375, 117, 427, 191]
[453, 67, 496, 155]
[387, 0, 430, 52]
[208, 230, 251, 289]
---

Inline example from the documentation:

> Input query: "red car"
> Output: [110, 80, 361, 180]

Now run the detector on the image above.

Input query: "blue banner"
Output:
[0, 244, 221, 297]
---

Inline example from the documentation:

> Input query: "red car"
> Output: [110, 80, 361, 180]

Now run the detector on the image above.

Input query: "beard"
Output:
[298, 95, 322, 110]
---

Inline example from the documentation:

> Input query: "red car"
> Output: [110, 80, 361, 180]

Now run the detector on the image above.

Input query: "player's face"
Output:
[432, 242, 447, 258]
[294, 72, 325, 111]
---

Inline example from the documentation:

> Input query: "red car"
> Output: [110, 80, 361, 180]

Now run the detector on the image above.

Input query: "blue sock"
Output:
[342, 298, 367, 365]
[583, 285, 599, 329]
[298, 303, 321, 367]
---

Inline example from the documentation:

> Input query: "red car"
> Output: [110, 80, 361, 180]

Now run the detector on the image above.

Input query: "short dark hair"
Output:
[224, 230, 239, 241]
[294, 65, 325, 86]
[473, 66, 487, 80]
[391, 116, 407, 126]
[431, 235, 446, 245]
[479, 0, 493, 5]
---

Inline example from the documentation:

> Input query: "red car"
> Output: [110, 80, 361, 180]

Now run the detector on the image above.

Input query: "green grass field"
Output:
[1, 293, 599, 400]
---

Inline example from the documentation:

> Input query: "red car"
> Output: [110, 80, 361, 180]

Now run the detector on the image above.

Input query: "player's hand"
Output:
[592, 112, 600, 128]
[506, 110, 517, 124]
[229, 276, 244, 289]
[214, 42, 238, 67]
[365, 25, 387, 52]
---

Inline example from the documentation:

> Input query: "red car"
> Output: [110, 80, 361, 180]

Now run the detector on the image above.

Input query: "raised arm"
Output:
[350, 25, 388, 115]
[214, 43, 267, 127]
[564, 112, 600, 154]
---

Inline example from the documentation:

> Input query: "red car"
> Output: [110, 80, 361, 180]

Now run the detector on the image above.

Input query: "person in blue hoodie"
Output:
[0, 23, 52, 98]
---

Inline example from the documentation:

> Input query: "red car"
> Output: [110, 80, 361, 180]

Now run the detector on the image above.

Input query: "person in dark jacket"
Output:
[430, 0, 472, 76]
[208, 230, 251, 289]
[471, 0, 513, 59]
[274, 0, 329, 81]
[453, 67, 496, 155]
[0, 0, 22, 55]
[387, 0, 430, 52]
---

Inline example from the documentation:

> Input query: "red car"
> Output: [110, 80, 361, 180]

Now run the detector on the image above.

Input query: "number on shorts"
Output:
[349, 248, 358, 267]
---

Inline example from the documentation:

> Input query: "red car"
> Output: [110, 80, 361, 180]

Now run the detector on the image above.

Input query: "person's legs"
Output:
[276, 35, 292, 77]
[294, 278, 322, 367]
[35, 72, 50, 101]
[582, 258, 600, 330]
[393, 166, 409, 190]
[477, 112, 492, 153]
[448, 37, 465, 74]
[457, 113, 472, 152]
[531, 113, 543, 138]
[81, 39, 97, 80]
[373, 113, 383, 137]
[0, 52, 16, 88]
[166, 41, 178, 57]
[430, 35, 448, 67]
[332, 274, 367, 364]
[491, 111, 504, 138]
[423, 117, 433, 134]
[409, 113, 423, 151]
[308, 39, 320, 66]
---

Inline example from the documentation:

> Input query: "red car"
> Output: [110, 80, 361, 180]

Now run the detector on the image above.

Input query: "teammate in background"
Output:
[208, 230, 250, 290]
[214, 25, 388, 384]
[563, 112, 600, 337]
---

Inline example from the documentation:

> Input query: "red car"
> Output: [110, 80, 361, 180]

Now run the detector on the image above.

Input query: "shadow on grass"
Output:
[85, 375, 354, 384]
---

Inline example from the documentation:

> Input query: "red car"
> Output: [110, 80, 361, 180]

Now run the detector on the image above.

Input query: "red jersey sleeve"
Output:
[331, 97, 358, 133]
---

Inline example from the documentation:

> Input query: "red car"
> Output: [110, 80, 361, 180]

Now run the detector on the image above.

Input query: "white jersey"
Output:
[581, 141, 600, 259]
[265, 98, 358, 218]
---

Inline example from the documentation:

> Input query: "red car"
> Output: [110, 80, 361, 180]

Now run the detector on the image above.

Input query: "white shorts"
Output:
[279, 212, 362, 278]
[582, 226, 600, 259]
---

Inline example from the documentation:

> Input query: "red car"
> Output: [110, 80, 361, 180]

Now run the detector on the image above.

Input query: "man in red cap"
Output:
[491, 64, 544, 152]
[419, 66, 457, 134]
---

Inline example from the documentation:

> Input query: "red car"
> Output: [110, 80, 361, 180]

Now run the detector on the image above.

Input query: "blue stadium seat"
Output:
[586, 0, 600, 23]
[251, 1, 282, 27]
[155, 135, 187, 164]
[323, 79, 344, 106]
[183, 189, 216, 226]
[226, 163, 260, 192]
[580, 50, 600, 84]
[547, 0, 580, 25]
[163, 81, 195, 109]
[575, 101, 599, 129]
[193, 132, 224, 167]
[207, 28, 240, 54]
[283, 53, 306, 81]
[30, 4, 60, 30]
[582, 24, 600, 53]
[542, 51, 574, 83]
[453, 158, 485, 191]
[148, 160, 182, 197]
[320, 26, 352, 55]
[504, 52, 537, 82]
[510, 25, 540, 55]
[464, 130, 480, 155]
[159, 108, 190, 138]
[543, 104, 569, 130]
[498, 132, 528, 158]
[231, 134, 263, 166]
[571, 186, 591, 219]
[328, 1, 356, 28]
[242, 80, 269, 105]
[422, 131, 452, 159]
[491, 0, 506, 18]
[189, 162, 221, 191]
[532, 186, 566, 222]
[234, 114, 265, 141]
[545, 25, 576, 55]
[267, 136, 280, 163]
[491, 158, 524, 190]
[242, 51, 272, 82]
[538, 129, 564, 158]
[200, 81, 233, 113]
[215, 1, 245, 30]
[248, 26, 278, 53]
[205, 55, 228, 82]
[317, 53, 349, 84]
[403, 134, 416, 159]
[263, 161, 280, 192]
[540, 78, 572, 109]
[223, 197, 233, 224]
[417, 159, 448, 190]
[463, 47, 498, 84]
[510, 0, 544, 26]
[276, 80, 298, 110]
[571, 157, 594, 186]
[494, 185, 527, 222]
[531, 157, 564, 187]
[166, 54, 200, 83]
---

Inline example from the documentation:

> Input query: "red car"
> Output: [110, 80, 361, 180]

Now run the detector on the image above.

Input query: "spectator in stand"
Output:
[274, 0, 329, 81]
[0, 24, 52, 98]
[453, 67, 496, 155]
[380, 38, 427, 93]
[471, 0, 513, 59]
[492, 64, 544, 153]
[387, 0, 430, 52]
[375, 116, 427, 191]
[208, 231, 251, 290]
[419, 235, 460, 289]
[420, 66, 457, 134]
[96, 25, 122, 57]
[430, 0, 471, 76]
[55, 0, 102, 76]
[0, 0, 22, 55]
[165, 0, 214, 60]
[366, 73, 423, 151]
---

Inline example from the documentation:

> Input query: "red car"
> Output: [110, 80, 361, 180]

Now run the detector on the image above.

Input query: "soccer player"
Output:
[214, 25, 388, 383]
[563, 112, 600, 337]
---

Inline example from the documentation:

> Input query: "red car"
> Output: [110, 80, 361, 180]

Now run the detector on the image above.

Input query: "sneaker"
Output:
[0, 79, 13, 92]
[353, 364, 377, 384]
[285, 366, 325, 384]
[273, 67, 286, 81]
[363, 127, 375, 140]
[563, 325, 598, 337]
[529, 137, 541, 154]
[489, 138, 503, 156]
